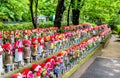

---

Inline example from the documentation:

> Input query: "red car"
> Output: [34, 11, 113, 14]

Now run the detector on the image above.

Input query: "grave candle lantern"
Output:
[14, 39, 23, 68]
[0, 45, 4, 75]
[9, 31, 15, 44]
[23, 40, 31, 64]
[0, 32, 3, 45]
[31, 38, 39, 61]
[3, 42, 13, 72]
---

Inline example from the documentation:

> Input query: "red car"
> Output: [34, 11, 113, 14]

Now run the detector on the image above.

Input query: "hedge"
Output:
[0, 22, 54, 31]
[0, 21, 96, 31]
[0, 22, 32, 31]
[0, 21, 73, 31]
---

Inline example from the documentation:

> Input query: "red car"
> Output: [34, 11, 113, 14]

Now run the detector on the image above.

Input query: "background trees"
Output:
[30, 0, 38, 28]
[71, 0, 85, 25]
[0, 0, 31, 22]
[80, 0, 120, 26]
[0, 0, 120, 29]
[54, 0, 65, 29]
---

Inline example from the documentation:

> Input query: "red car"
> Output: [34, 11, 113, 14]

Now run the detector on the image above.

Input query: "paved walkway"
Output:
[70, 35, 120, 78]
[80, 57, 120, 78]
[80, 35, 120, 78]
[101, 35, 120, 58]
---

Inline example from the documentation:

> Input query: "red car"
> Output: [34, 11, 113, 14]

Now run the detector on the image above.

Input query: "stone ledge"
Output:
[62, 45, 102, 78]
[3, 34, 105, 78]
[100, 33, 111, 48]
[3, 39, 90, 78]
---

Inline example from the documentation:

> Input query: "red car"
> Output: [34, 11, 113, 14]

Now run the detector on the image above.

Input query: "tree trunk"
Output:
[54, 0, 65, 29]
[67, 0, 73, 26]
[96, 18, 102, 25]
[72, 9, 80, 25]
[30, 0, 38, 29]
[67, 6, 70, 26]
[35, 0, 38, 28]
[72, 0, 85, 25]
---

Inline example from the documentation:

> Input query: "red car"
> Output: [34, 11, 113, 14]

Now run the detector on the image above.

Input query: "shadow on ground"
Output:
[114, 39, 120, 42]
[80, 57, 120, 78]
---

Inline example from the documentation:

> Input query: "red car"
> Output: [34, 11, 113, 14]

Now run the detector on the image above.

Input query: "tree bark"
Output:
[67, 5, 70, 26]
[35, 0, 38, 28]
[72, 9, 80, 25]
[67, 0, 73, 26]
[96, 18, 102, 25]
[30, 0, 38, 29]
[54, 0, 65, 29]
[72, 0, 85, 25]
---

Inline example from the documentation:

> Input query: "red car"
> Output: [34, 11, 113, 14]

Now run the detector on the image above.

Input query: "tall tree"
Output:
[54, 0, 66, 29]
[30, 0, 38, 28]
[67, 0, 73, 26]
[81, 0, 120, 26]
[72, 0, 85, 25]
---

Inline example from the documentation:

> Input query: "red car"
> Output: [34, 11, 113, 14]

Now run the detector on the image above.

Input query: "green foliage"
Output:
[112, 30, 118, 34]
[112, 24, 120, 36]
[0, 22, 3, 25]
[38, 0, 57, 18]
[116, 25, 120, 36]
[0, 22, 33, 31]
[61, 21, 72, 26]
[80, 0, 120, 26]
[0, 0, 120, 31]
[0, 0, 31, 22]
[0, 0, 57, 22]
[38, 21, 53, 28]
[91, 23, 97, 27]
[0, 21, 73, 31]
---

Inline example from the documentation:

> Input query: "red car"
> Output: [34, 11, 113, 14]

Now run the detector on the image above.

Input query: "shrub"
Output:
[61, 22, 72, 26]
[117, 25, 120, 36]
[112, 30, 118, 34]
[0, 22, 33, 31]
[38, 21, 53, 28]
[0, 22, 54, 31]
[0, 21, 74, 31]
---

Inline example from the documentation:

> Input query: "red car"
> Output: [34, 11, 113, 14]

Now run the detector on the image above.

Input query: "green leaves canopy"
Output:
[81, 0, 120, 25]
[0, 0, 120, 27]
[0, 0, 57, 22]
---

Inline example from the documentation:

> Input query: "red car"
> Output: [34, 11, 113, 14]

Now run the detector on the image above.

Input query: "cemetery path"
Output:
[100, 34, 120, 58]
[80, 57, 120, 78]
[70, 34, 120, 78]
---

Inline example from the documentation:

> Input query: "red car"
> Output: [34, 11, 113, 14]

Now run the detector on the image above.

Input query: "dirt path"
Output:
[100, 35, 120, 58]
